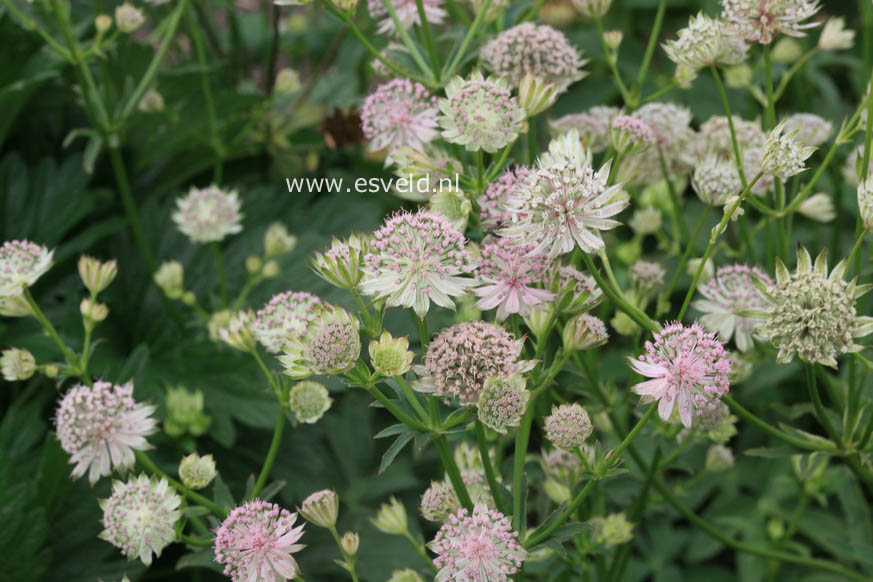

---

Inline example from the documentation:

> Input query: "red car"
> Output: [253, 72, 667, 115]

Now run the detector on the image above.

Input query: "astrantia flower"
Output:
[253, 291, 322, 353]
[663, 12, 723, 68]
[179, 452, 217, 490]
[818, 17, 854, 51]
[288, 380, 333, 423]
[797, 192, 835, 223]
[544, 403, 593, 449]
[78, 255, 118, 295]
[562, 313, 608, 350]
[312, 233, 368, 290]
[480, 23, 587, 90]
[571, 0, 612, 19]
[414, 321, 533, 405]
[591, 512, 634, 546]
[1, 347, 36, 381]
[548, 106, 619, 153]
[692, 154, 741, 206]
[216, 310, 256, 351]
[214, 500, 306, 582]
[474, 237, 554, 320]
[361, 79, 439, 155]
[761, 121, 816, 181]
[279, 304, 361, 378]
[634, 102, 694, 150]
[758, 247, 873, 368]
[695, 115, 765, 159]
[610, 115, 656, 153]
[438, 72, 525, 153]
[99, 474, 181, 566]
[546, 264, 603, 313]
[692, 264, 771, 352]
[370, 331, 415, 377]
[0, 294, 32, 317]
[722, 0, 821, 44]
[781, 113, 834, 147]
[500, 130, 628, 256]
[479, 166, 531, 232]
[858, 171, 873, 229]
[361, 209, 476, 317]
[0, 240, 53, 297]
[476, 375, 529, 433]
[368, 0, 446, 34]
[630, 261, 666, 299]
[56, 381, 157, 484]
[299, 489, 339, 528]
[430, 505, 526, 582]
[630, 323, 731, 428]
[172, 186, 243, 243]
[628, 206, 663, 236]
[421, 480, 461, 522]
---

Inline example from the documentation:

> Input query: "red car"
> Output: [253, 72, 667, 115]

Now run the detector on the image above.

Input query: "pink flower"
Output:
[629, 322, 731, 428]
[474, 237, 554, 320]
[429, 505, 526, 582]
[0, 239, 54, 297]
[361, 78, 439, 155]
[367, 0, 446, 34]
[55, 381, 157, 484]
[214, 500, 306, 582]
[479, 166, 531, 232]
[253, 291, 322, 353]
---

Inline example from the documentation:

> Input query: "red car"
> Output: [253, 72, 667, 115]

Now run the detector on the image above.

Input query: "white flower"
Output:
[0, 240, 53, 297]
[172, 185, 243, 243]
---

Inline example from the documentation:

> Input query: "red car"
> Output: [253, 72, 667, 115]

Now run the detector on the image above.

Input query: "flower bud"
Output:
[477, 375, 529, 434]
[858, 171, 873, 229]
[154, 261, 184, 299]
[311, 234, 367, 290]
[80, 298, 109, 323]
[288, 380, 332, 424]
[370, 497, 407, 535]
[340, 531, 359, 556]
[0, 294, 32, 317]
[262, 260, 280, 278]
[369, 331, 414, 377]
[1, 347, 36, 381]
[673, 63, 698, 89]
[388, 570, 424, 582]
[571, 0, 613, 19]
[137, 89, 165, 114]
[114, 2, 144, 33]
[216, 310, 256, 351]
[299, 489, 339, 528]
[603, 30, 623, 51]
[724, 64, 753, 89]
[522, 306, 553, 339]
[544, 403, 593, 450]
[246, 255, 263, 274]
[429, 189, 471, 232]
[591, 512, 634, 546]
[78, 255, 117, 295]
[518, 74, 559, 118]
[274, 68, 302, 95]
[44, 364, 59, 378]
[563, 313, 608, 351]
[628, 206, 662, 236]
[165, 387, 211, 437]
[95, 14, 112, 34]
[687, 256, 714, 283]
[797, 192, 835, 223]
[771, 38, 803, 63]
[420, 480, 460, 522]
[264, 222, 297, 258]
[767, 517, 785, 541]
[704, 444, 734, 472]
[181, 291, 196, 305]
[819, 17, 854, 51]
[543, 478, 571, 504]
[179, 453, 217, 489]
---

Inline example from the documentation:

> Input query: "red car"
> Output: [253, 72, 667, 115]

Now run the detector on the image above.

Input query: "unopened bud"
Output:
[179, 452, 217, 489]
[95, 14, 112, 34]
[262, 260, 280, 278]
[341, 531, 359, 556]
[246, 255, 263, 274]
[370, 497, 407, 535]
[299, 489, 339, 528]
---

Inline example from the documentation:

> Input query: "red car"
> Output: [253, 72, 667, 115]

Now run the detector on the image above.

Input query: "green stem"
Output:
[211, 242, 228, 307]
[434, 434, 474, 509]
[722, 394, 835, 452]
[762, 46, 776, 130]
[408, 309, 429, 348]
[1, 0, 71, 57]
[581, 253, 660, 333]
[329, 525, 360, 582]
[595, 16, 633, 106]
[136, 451, 227, 516]
[414, 0, 440, 82]
[847, 228, 870, 267]
[657, 146, 688, 242]
[663, 206, 712, 304]
[23, 289, 79, 371]
[630, 0, 667, 104]
[806, 365, 843, 449]
[382, 0, 433, 79]
[366, 384, 430, 432]
[711, 65, 748, 188]
[186, 1, 224, 181]
[395, 376, 429, 422]
[474, 420, 509, 514]
[444, 0, 491, 79]
[250, 410, 286, 499]
[773, 48, 819, 102]
[250, 347, 284, 399]
[179, 533, 213, 547]
[107, 146, 157, 272]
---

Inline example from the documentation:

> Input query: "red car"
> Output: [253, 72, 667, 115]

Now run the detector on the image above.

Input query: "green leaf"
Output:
[379, 432, 414, 475]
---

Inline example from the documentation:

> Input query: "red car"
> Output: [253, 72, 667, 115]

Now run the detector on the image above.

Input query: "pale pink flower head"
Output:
[481, 22, 587, 90]
[630, 322, 731, 428]
[99, 474, 182, 566]
[544, 402, 593, 449]
[430, 505, 526, 582]
[501, 130, 628, 257]
[721, 0, 821, 44]
[368, 0, 446, 34]
[361, 79, 439, 155]
[172, 185, 243, 243]
[474, 237, 555, 320]
[414, 321, 534, 405]
[610, 114, 656, 153]
[214, 500, 306, 582]
[693, 264, 772, 353]
[548, 106, 619, 153]
[56, 381, 158, 484]
[0, 239, 54, 297]
[361, 209, 476, 318]
[253, 291, 322, 353]
[479, 166, 531, 232]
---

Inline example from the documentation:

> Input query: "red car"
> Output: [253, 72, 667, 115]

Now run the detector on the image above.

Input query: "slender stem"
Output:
[1, 0, 71, 57]
[474, 419, 509, 515]
[433, 434, 474, 509]
[108, 146, 157, 272]
[657, 146, 688, 242]
[773, 48, 819, 102]
[136, 451, 227, 516]
[179, 533, 213, 547]
[329, 525, 360, 582]
[581, 253, 660, 333]
[485, 142, 514, 181]
[805, 365, 843, 449]
[408, 309, 429, 348]
[23, 289, 79, 370]
[762, 46, 776, 131]
[710, 66, 748, 187]
[382, 0, 433, 79]
[640, 80, 678, 105]
[847, 228, 870, 267]
[444, 0, 491, 78]
[186, 1, 224, 181]
[250, 410, 287, 499]
[663, 206, 712, 304]
[630, 0, 667, 103]
[211, 242, 228, 307]
[722, 394, 835, 452]
[414, 0, 440, 82]
[366, 384, 430, 432]
[595, 16, 633, 106]
[395, 376, 429, 421]
[403, 531, 437, 569]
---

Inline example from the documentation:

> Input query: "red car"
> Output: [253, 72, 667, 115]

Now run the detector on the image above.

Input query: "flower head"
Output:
[299, 489, 339, 528]
[797, 192, 835, 222]
[429, 505, 526, 582]
[721, 0, 821, 44]
[693, 264, 771, 352]
[414, 321, 532, 406]
[312, 233, 369, 290]
[563, 313, 609, 351]
[99, 474, 181, 565]
[154, 260, 184, 299]
[571, 0, 612, 19]
[264, 222, 298, 258]
[663, 12, 723, 68]
[476, 375, 529, 433]
[0, 240, 53, 297]
[361, 209, 476, 317]
[361, 79, 439, 155]
[279, 304, 361, 378]
[473, 237, 554, 320]
[214, 500, 306, 582]
[696, 115, 765, 159]
[56, 381, 157, 484]
[761, 121, 816, 181]
[1, 347, 36, 381]
[216, 310, 256, 351]
[692, 153, 742, 206]
[421, 480, 461, 522]
[758, 247, 873, 368]
[480, 23, 587, 90]
[544, 403, 593, 449]
[389, 569, 424, 582]
[172, 186, 243, 243]
[0, 294, 32, 317]
[78, 255, 118, 295]
[479, 166, 531, 232]
[546, 264, 603, 313]
[630, 322, 731, 428]
[253, 291, 322, 353]
[369, 330, 414, 377]
[164, 386, 210, 437]
[288, 380, 333, 423]
[610, 115, 656, 153]
[781, 113, 834, 147]
[548, 106, 619, 154]
[858, 170, 873, 229]
[368, 0, 446, 34]
[115, 3, 145, 33]
[500, 130, 628, 256]
[179, 453, 217, 489]
[628, 206, 663, 236]
[819, 17, 854, 51]
[591, 513, 634, 546]
[438, 72, 526, 153]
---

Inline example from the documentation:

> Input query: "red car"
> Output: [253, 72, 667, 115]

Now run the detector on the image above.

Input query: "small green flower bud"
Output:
[137, 89, 165, 114]
[114, 2, 144, 33]
[388, 569, 424, 582]
[165, 387, 211, 437]
[274, 69, 302, 95]
[704, 444, 734, 472]
[771, 38, 803, 63]
[299, 489, 339, 528]
[1, 347, 36, 381]
[341, 531, 359, 556]
[591, 512, 634, 547]
[369, 331, 414, 377]
[264, 222, 297, 258]
[179, 452, 217, 489]
[154, 261, 184, 299]
[95, 14, 112, 33]
[767, 517, 785, 541]
[543, 478, 571, 504]
[288, 381, 332, 424]
[246, 255, 263, 274]
[562, 313, 608, 351]
[44, 364, 59, 378]
[80, 298, 109, 323]
[370, 497, 407, 535]
[262, 260, 280, 278]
